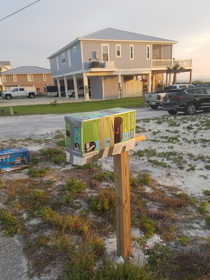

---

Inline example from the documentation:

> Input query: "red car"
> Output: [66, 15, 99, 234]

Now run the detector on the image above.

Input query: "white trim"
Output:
[43, 74, 47, 81]
[61, 52, 66, 64]
[129, 45, 134, 60]
[115, 44, 121, 58]
[101, 44, 109, 62]
[47, 38, 177, 59]
[80, 41, 84, 71]
[56, 56, 59, 71]
[68, 50, 71, 67]
[146, 45, 150, 60]
[2, 75, 6, 82]
[13, 74, 17, 82]
[102, 76, 105, 99]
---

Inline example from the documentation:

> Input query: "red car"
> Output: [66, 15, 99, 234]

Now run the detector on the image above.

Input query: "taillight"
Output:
[157, 95, 161, 100]
[173, 96, 184, 100]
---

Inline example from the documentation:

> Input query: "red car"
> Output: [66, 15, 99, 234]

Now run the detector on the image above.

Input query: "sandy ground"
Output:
[1, 108, 210, 279]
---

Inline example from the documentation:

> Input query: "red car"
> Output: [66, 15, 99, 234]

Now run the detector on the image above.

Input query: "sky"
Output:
[1, 0, 210, 81]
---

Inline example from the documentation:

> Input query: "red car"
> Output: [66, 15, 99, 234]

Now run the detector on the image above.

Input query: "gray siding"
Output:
[103, 76, 118, 99]
[50, 42, 82, 77]
[82, 41, 156, 70]
[90, 76, 103, 99]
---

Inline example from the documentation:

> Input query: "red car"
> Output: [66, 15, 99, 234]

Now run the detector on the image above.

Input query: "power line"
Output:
[0, 0, 40, 22]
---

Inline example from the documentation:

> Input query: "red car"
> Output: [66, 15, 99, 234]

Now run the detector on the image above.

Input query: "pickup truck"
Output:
[1, 87, 37, 100]
[144, 84, 195, 109]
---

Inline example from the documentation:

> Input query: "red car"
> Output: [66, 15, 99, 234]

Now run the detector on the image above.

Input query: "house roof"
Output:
[1, 66, 51, 75]
[48, 27, 177, 59]
[0, 61, 10, 66]
[79, 28, 177, 42]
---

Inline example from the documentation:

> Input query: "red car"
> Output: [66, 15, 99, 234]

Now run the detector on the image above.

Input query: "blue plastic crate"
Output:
[0, 147, 30, 171]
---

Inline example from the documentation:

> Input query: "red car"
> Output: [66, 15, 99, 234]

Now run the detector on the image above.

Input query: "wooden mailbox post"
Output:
[64, 109, 145, 258]
[113, 133, 145, 258]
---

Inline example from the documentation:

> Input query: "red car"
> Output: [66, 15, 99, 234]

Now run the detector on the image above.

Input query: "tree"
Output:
[167, 63, 184, 84]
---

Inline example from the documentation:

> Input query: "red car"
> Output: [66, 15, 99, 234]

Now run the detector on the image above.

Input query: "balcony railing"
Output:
[173, 59, 192, 67]
[152, 59, 192, 68]
[152, 60, 172, 67]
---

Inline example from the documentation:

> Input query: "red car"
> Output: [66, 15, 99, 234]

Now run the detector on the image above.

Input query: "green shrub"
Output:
[179, 237, 190, 246]
[41, 148, 62, 158]
[140, 214, 155, 237]
[138, 173, 151, 186]
[30, 157, 40, 165]
[56, 139, 65, 147]
[28, 167, 51, 178]
[90, 187, 115, 213]
[148, 242, 171, 268]
[198, 201, 208, 215]
[63, 177, 86, 194]
[95, 260, 155, 280]
[94, 172, 108, 182]
[203, 190, 210, 196]
[205, 165, 210, 170]
[75, 161, 102, 170]
[205, 216, 210, 226]
[51, 154, 65, 164]
[29, 191, 45, 200]
[0, 212, 21, 237]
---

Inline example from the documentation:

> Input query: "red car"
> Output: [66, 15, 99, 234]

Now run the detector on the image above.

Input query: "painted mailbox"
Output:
[65, 108, 136, 165]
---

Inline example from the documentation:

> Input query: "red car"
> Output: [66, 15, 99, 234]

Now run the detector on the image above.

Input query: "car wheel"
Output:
[5, 94, 11, 100]
[185, 103, 197, 115]
[29, 93, 35, 99]
[150, 105, 158, 109]
[168, 110, 177, 115]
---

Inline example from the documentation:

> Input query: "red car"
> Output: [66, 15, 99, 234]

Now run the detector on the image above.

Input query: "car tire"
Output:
[150, 105, 158, 109]
[5, 94, 11, 100]
[185, 103, 197, 115]
[29, 93, 35, 99]
[168, 110, 177, 115]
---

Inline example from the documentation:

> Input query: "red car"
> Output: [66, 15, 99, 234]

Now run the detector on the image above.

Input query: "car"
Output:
[164, 84, 194, 91]
[162, 87, 210, 115]
[68, 86, 91, 97]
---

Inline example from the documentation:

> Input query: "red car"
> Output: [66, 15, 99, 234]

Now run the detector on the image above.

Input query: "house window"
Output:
[56, 56, 59, 71]
[152, 45, 162, 59]
[43, 74, 47, 81]
[2, 75, 6, 82]
[61, 52, 66, 64]
[129, 45, 134, 60]
[146, 45, 150, 60]
[68, 50, 71, 67]
[101, 44, 109, 62]
[27, 74, 33, 81]
[13, 75, 17, 82]
[73, 46, 77, 53]
[116, 44, 121, 58]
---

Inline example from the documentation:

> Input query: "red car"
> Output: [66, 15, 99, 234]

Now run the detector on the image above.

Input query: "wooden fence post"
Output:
[113, 151, 131, 258]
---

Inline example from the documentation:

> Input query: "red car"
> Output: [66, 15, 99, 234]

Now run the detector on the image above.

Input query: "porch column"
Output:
[83, 73, 89, 101]
[166, 74, 168, 85]
[152, 74, 156, 93]
[169, 73, 173, 85]
[118, 74, 122, 99]
[189, 70, 192, 84]
[57, 79, 61, 97]
[73, 75, 78, 100]
[64, 76, 68, 98]
[147, 72, 151, 93]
